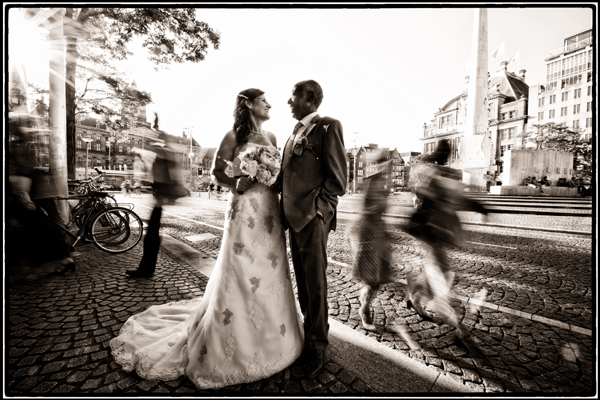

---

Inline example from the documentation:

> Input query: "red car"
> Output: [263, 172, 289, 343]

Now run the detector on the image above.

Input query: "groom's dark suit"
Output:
[281, 114, 347, 351]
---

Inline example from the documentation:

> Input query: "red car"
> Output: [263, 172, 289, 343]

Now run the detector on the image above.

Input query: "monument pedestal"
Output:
[462, 167, 489, 192]
[456, 134, 492, 192]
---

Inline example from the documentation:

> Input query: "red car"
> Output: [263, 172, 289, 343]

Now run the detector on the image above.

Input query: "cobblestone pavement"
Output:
[6, 246, 374, 395]
[6, 193, 595, 395]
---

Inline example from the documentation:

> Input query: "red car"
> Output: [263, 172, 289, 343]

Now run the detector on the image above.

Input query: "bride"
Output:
[110, 88, 304, 389]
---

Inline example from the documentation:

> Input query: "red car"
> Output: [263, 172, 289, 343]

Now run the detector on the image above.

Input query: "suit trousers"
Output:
[289, 215, 331, 351]
[138, 204, 163, 274]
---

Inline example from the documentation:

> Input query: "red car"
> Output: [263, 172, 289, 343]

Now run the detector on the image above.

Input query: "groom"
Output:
[281, 80, 347, 378]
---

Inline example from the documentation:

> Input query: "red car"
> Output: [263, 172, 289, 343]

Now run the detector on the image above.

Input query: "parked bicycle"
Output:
[68, 168, 117, 207]
[43, 191, 143, 254]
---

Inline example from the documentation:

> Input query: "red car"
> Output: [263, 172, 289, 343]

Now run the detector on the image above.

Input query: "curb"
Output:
[337, 209, 592, 236]
[158, 234, 480, 394]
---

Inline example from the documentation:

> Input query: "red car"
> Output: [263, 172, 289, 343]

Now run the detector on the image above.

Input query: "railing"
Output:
[546, 37, 593, 59]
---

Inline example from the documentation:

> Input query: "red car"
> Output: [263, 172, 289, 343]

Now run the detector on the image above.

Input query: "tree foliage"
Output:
[517, 123, 592, 178]
[24, 7, 221, 179]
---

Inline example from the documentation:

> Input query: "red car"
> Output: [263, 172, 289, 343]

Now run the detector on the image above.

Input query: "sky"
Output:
[9, 5, 594, 152]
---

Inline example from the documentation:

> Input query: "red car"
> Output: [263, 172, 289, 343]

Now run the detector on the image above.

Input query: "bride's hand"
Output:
[236, 177, 254, 194]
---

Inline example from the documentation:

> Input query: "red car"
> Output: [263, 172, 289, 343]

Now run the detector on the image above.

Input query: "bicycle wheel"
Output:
[89, 207, 143, 253]
[104, 194, 118, 208]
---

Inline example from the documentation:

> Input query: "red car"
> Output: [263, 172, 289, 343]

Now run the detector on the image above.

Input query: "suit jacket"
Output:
[280, 114, 347, 233]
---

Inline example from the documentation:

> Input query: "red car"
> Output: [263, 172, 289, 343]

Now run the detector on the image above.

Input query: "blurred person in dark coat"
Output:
[406, 139, 488, 340]
[126, 114, 186, 278]
[7, 119, 75, 275]
[349, 151, 394, 331]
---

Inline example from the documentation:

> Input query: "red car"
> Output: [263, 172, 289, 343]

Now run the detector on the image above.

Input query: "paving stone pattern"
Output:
[154, 195, 595, 394]
[6, 244, 372, 395]
[7, 193, 594, 395]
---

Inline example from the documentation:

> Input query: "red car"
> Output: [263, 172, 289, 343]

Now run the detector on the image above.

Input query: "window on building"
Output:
[509, 111, 516, 119]
[500, 113, 507, 120]
[538, 112, 544, 120]
[587, 102, 591, 112]
[451, 137, 460, 161]
[95, 143, 102, 151]
[77, 139, 83, 149]
[358, 162, 363, 168]
[574, 88, 581, 98]
[588, 86, 592, 96]
[358, 170, 363, 176]
[573, 120, 580, 129]
[500, 127, 516, 141]
[119, 145, 123, 153]
[439, 115, 453, 129]
[562, 92, 568, 101]
[561, 107, 568, 116]
[500, 144, 513, 158]
[586, 118, 591, 127]
[573, 104, 580, 114]
[539, 98, 544, 107]
[549, 109, 555, 118]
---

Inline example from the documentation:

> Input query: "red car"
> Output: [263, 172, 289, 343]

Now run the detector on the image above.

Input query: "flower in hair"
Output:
[238, 93, 249, 99]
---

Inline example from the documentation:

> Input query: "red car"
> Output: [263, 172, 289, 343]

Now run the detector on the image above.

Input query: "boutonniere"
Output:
[293, 134, 308, 155]
[292, 125, 319, 159]
[323, 124, 330, 132]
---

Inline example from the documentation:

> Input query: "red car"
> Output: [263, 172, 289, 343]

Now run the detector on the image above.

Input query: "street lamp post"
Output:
[352, 146, 357, 194]
[106, 140, 111, 170]
[81, 136, 93, 179]
[184, 126, 195, 190]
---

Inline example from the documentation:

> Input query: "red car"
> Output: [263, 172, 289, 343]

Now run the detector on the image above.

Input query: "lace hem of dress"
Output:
[191, 345, 302, 389]
[110, 337, 302, 390]
[110, 337, 187, 382]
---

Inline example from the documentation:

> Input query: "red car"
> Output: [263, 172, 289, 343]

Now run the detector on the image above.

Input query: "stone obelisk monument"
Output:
[458, 8, 492, 191]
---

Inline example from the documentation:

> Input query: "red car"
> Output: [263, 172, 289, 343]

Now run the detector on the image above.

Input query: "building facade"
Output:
[20, 104, 206, 185]
[421, 62, 530, 184]
[527, 29, 593, 141]
[346, 144, 405, 193]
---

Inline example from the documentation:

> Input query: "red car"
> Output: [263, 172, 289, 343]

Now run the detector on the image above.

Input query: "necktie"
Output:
[293, 121, 303, 136]
[287, 122, 303, 158]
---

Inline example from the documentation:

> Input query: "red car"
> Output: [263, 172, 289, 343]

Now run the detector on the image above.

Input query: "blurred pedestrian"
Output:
[8, 120, 36, 211]
[124, 179, 131, 196]
[412, 179, 422, 209]
[133, 180, 141, 195]
[7, 119, 75, 275]
[405, 140, 488, 340]
[126, 117, 187, 278]
[121, 180, 127, 195]
[349, 151, 394, 331]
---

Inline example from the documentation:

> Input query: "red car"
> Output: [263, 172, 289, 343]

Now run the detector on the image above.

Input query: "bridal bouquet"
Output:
[238, 145, 282, 187]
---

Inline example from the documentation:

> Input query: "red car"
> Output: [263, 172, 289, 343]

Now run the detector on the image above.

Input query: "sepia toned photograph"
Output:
[5, 4, 595, 396]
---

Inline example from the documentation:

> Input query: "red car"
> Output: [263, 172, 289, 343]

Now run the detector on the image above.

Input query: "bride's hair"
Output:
[233, 88, 265, 144]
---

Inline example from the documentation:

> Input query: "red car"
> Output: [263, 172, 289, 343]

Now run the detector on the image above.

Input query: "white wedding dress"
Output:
[110, 143, 304, 389]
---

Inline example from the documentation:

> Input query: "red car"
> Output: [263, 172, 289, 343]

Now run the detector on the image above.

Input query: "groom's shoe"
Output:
[126, 269, 154, 278]
[305, 349, 325, 379]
